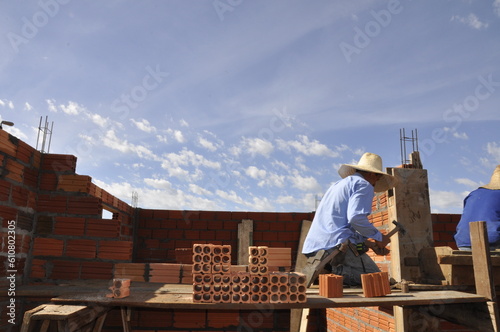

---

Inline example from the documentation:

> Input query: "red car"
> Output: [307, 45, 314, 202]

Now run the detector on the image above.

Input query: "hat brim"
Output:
[480, 184, 500, 190]
[338, 164, 398, 192]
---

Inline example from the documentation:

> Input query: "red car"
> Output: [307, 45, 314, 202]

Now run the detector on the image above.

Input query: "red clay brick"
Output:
[231, 211, 249, 220]
[152, 209, 169, 219]
[215, 230, 232, 241]
[54, 217, 85, 236]
[81, 261, 113, 279]
[247, 212, 263, 221]
[269, 221, 285, 232]
[51, 260, 81, 279]
[151, 229, 169, 239]
[223, 220, 239, 230]
[65, 239, 97, 259]
[32, 237, 64, 256]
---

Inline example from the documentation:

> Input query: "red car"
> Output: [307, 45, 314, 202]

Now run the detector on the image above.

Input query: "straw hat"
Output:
[480, 165, 500, 190]
[338, 152, 397, 192]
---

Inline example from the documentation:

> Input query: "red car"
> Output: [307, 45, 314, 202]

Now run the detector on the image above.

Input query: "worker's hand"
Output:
[365, 234, 390, 256]
[375, 234, 390, 249]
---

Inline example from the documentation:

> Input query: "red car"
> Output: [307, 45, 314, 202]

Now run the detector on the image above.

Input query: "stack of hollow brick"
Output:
[192, 244, 307, 304]
[361, 272, 391, 297]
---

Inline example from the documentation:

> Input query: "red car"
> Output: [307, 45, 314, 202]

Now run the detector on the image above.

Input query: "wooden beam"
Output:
[290, 220, 312, 332]
[470, 221, 500, 332]
[294, 220, 312, 273]
[470, 221, 497, 300]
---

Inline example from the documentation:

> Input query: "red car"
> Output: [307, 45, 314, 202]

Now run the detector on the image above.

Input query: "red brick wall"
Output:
[432, 213, 461, 249]
[0, 130, 135, 331]
[135, 209, 313, 265]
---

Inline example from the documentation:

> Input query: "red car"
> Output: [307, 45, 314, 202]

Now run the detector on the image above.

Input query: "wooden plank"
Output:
[30, 305, 88, 320]
[51, 289, 487, 310]
[120, 307, 132, 332]
[471, 221, 497, 301]
[299, 308, 309, 332]
[92, 312, 107, 332]
[21, 305, 47, 332]
[439, 255, 500, 266]
[237, 219, 253, 265]
[294, 220, 312, 273]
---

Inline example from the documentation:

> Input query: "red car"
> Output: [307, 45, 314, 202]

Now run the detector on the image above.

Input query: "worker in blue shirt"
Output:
[455, 165, 500, 250]
[302, 152, 397, 287]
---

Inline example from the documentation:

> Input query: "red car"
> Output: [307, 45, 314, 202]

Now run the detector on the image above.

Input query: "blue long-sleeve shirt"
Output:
[454, 188, 500, 248]
[302, 173, 382, 254]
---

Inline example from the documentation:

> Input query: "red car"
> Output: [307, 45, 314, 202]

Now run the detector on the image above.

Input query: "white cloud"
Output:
[156, 135, 168, 143]
[0, 99, 14, 109]
[247, 196, 274, 211]
[277, 135, 339, 157]
[24, 102, 33, 111]
[451, 13, 489, 30]
[494, 0, 500, 17]
[94, 179, 217, 210]
[189, 184, 213, 196]
[167, 128, 185, 143]
[131, 118, 156, 133]
[276, 193, 318, 211]
[452, 131, 468, 140]
[60, 101, 84, 115]
[95, 129, 158, 160]
[486, 142, 500, 163]
[246, 166, 267, 179]
[144, 178, 175, 190]
[241, 137, 274, 158]
[198, 137, 217, 152]
[46, 99, 57, 112]
[454, 177, 479, 188]
[180, 119, 189, 127]
[216, 189, 245, 206]
[289, 171, 321, 192]
[245, 166, 285, 188]
[162, 148, 221, 170]
[88, 113, 110, 128]
[429, 189, 467, 212]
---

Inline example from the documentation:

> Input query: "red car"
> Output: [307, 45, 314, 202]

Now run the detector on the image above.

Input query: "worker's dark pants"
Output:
[331, 248, 380, 286]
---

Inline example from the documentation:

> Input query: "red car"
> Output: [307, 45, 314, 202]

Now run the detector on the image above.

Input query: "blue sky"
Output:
[1, 0, 499, 214]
